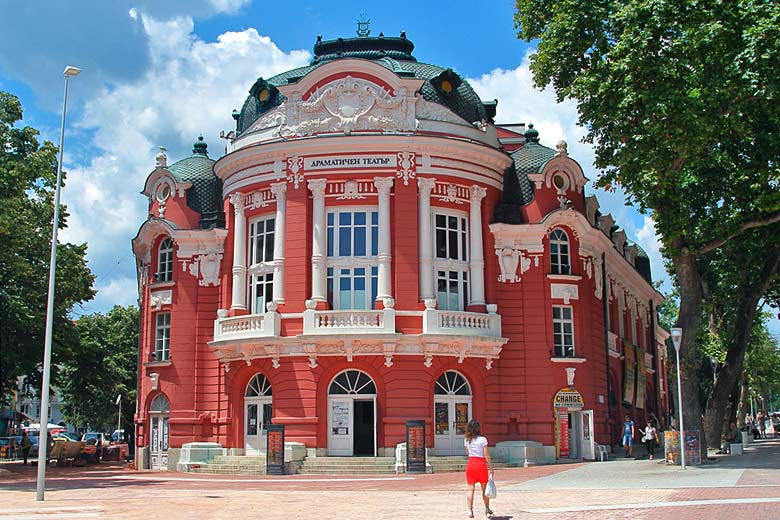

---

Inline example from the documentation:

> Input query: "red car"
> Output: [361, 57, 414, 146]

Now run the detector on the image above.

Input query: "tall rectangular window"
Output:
[247, 216, 275, 312]
[433, 212, 469, 310]
[552, 306, 574, 357]
[326, 209, 379, 310]
[155, 312, 171, 361]
[157, 238, 174, 282]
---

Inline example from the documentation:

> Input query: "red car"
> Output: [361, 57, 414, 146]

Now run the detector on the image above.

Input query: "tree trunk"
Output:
[702, 244, 780, 448]
[671, 246, 707, 460]
[737, 373, 748, 428]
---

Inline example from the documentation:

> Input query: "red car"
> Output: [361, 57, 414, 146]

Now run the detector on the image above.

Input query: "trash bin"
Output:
[741, 431, 750, 448]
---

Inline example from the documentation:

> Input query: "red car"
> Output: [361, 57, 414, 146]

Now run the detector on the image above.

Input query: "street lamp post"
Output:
[670, 327, 686, 470]
[36, 65, 81, 501]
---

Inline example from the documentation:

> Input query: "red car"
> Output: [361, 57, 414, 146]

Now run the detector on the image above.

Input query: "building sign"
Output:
[635, 347, 646, 409]
[266, 424, 285, 475]
[304, 154, 396, 171]
[664, 430, 701, 465]
[623, 341, 636, 405]
[406, 420, 427, 474]
[553, 388, 585, 410]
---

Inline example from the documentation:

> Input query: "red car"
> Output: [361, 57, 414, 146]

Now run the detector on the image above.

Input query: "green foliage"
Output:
[515, 0, 780, 253]
[59, 305, 139, 432]
[745, 314, 780, 404]
[0, 91, 95, 402]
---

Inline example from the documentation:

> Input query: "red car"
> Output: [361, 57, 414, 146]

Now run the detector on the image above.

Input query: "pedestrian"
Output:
[46, 431, 54, 464]
[20, 431, 32, 465]
[622, 414, 635, 458]
[757, 411, 766, 439]
[721, 421, 741, 454]
[464, 419, 494, 519]
[640, 420, 659, 460]
[771, 413, 780, 438]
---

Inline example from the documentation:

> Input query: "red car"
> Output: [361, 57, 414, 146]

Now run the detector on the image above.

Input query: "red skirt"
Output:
[465, 456, 488, 485]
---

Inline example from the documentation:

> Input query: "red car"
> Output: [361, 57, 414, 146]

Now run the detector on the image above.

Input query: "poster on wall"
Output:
[455, 403, 469, 435]
[558, 410, 570, 458]
[664, 430, 702, 466]
[406, 420, 427, 474]
[266, 424, 285, 475]
[623, 341, 636, 405]
[635, 347, 646, 409]
[435, 402, 449, 435]
[331, 401, 349, 435]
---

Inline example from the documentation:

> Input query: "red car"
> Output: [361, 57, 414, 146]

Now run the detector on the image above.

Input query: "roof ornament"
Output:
[356, 14, 371, 37]
[556, 140, 568, 157]
[155, 146, 168, 168]
[524, 123, 540, 143]
[400, 30, 406, 39]
[193, 134, 208, 156]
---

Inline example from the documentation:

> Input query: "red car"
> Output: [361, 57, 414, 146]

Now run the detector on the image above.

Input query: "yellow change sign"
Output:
[553, 387, 585, 409]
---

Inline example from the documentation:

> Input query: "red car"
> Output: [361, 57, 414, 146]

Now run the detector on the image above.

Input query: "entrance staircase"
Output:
[297, 456, 396, 475]
[428, 455, 516, 473]
[189, 455, 267, 475]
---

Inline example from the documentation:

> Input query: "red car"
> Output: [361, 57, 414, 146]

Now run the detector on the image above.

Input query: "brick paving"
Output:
[0, 437, 778, 519]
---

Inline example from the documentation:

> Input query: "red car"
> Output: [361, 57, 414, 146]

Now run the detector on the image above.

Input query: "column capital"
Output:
[470, 185, 487, 203]
[229, 192, 245, 213]
[307, 178, 327, 196]
[270, 181, 288, 198]
[373, 176, 394, 193]
[417, 177, 436, 194]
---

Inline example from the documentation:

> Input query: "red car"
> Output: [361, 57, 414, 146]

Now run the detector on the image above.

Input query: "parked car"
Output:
[53, 432, 79, 442]
[81, 432, 109, 462]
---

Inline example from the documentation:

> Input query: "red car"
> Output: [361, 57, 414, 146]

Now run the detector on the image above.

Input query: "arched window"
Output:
[434, 371, 472, 396]
[550, 229, 570, 275]
[245, 373, 273, 397]
[150, 393, 170, 413]
[328, 370, 376, 395]
[157, 238, 174, 282]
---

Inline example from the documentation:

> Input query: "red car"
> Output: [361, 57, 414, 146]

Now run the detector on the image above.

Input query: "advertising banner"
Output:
[557, 410, 570, 458]
[664, 430, 702, 466]
[623, 341, 636, 405]
[266, 424, 285, 475]
[406, 420, 427, 474]
[635, 347, 646, 409]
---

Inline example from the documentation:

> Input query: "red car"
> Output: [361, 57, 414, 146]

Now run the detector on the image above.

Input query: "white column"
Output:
[374, 177, 394, 301]
[469, 185, 487, 307]
[270, 182, 287, 305]
[417, 178, 436, 301]
[229, 192, 247, 310]
[308, 179, 328, 303]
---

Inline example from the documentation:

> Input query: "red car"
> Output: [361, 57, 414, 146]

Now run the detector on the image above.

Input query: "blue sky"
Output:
[1, 0, 775, 335]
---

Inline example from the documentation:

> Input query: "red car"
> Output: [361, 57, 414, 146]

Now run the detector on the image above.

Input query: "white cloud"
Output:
[60, 11, 310, 313]
[468, 56, 673, 294]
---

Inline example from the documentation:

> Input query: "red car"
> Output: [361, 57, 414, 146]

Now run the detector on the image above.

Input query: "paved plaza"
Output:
[1, 436, 779, 519]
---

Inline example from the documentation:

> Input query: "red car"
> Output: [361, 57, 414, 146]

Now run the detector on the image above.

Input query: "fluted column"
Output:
[417, 178, 436, 301]
[374, 177, 394, 302]
[229, 192, 247, 310]
[308, 179, 328, 303]
[270, 182, 287, 305]
[469, 185, 487, 307]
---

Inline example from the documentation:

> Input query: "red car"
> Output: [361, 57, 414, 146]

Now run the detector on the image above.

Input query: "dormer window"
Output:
[157, 238, 174, 282]
[550, 229, 570, 275]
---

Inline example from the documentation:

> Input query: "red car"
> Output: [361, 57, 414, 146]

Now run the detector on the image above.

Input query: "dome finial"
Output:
[356, 13, 371, 37]
[193, 134, 208, 156]
[524, 123, 540, 144]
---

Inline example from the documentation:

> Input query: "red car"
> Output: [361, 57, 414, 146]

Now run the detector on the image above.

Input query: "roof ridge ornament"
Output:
[357, 14, 371, 37]
[155, 146, 168, 168]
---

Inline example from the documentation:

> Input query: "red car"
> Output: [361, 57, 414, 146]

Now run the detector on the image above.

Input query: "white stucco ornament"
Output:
[495, 248, 531, 283]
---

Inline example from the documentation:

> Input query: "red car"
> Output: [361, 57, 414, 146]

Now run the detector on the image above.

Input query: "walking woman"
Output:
[464, 419, 494, 519]
[640, 420, 659, 460]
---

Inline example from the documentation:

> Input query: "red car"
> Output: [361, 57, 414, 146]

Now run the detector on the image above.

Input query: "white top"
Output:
[464, 435, 488, 458]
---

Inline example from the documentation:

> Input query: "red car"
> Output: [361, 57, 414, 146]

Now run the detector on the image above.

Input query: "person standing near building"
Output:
[622, 414, 635, 458]
[757, 411, 766, 439]
[20, 431, 32, 465]
[464, 419, 494, 519]
[771, 413, 780, 438]
[640, 420, 659, 460]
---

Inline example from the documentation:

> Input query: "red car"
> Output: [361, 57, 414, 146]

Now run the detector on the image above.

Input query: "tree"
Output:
[59, 305, 139, 433]
[515, 0, 780, 456]
[0, 91, 95, 403]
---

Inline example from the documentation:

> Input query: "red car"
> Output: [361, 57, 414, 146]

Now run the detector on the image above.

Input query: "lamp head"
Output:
[63, 66, 81, 77]
[670, 327, 682, 352]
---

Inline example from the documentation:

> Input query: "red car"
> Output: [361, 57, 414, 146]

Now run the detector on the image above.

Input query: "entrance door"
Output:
[581, 409, 596, 460]
[568, 411, 582, 459]
[433, 371, 472, 456]
[149, 393, 170, 470]
[327, 370, 377, 456]
[245, 398, 272, 455]
[244, 373, 273, 455]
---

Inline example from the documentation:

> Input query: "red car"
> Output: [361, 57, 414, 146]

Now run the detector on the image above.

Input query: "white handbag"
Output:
[485, 476, 497, 499]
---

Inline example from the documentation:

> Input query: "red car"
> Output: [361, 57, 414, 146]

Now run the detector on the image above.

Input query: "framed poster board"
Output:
[406, 420, 426, 474]
[663, 430, 701, 465]
[266, 424, 285, 475]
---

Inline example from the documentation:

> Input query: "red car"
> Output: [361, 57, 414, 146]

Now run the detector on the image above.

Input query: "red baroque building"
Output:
[132, 31, 669, 471]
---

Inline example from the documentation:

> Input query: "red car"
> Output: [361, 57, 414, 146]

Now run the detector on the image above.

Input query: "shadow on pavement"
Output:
[700, 437, 780, 470]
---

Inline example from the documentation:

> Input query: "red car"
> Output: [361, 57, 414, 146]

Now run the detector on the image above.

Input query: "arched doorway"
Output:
[327, 370, 377, 456]
[149, 393, 170, 470]
[433, 371, 472, 455]
[244, 373, 273, 455]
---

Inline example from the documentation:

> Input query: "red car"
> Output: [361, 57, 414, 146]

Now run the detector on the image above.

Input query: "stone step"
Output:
[190, 466, 267, 475]
[299, 457, 395, 466]
[211, 456, 267, 464]
[298, 467, 396, 475]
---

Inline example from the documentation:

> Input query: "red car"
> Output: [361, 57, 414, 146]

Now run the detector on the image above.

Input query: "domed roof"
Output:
[167, 136, 225, 229]
[235, 33, 488, 134]
[502, 124, 557, 206]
